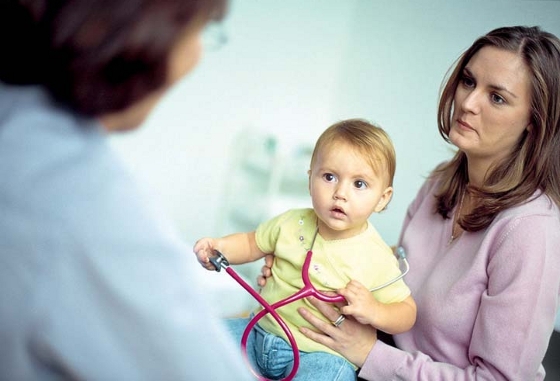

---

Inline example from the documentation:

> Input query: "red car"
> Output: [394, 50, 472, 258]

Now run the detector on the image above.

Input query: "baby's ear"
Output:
[375, 186, 393, 212]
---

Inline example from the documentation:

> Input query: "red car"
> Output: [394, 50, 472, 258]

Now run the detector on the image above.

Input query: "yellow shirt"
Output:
[255, 208, 410, 360]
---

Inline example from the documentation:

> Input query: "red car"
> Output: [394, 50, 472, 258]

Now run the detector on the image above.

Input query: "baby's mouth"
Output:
[331, 207, 346, 215]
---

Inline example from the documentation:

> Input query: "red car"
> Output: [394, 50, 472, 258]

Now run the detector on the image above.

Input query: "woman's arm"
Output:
[297, 297, 378, 368]
[299, 212, 560, 380]
[256, 253, 274, 288]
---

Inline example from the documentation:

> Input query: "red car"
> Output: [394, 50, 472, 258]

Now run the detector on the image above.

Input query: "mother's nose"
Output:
[459, 88, 482, 114]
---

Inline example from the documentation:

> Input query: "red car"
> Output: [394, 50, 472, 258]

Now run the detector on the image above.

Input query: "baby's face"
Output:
[308, 142, 392, 240]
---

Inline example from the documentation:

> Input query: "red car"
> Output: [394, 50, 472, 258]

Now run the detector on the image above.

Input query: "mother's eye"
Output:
[491, 93, 506, 105]
[461, 75, 475, 88]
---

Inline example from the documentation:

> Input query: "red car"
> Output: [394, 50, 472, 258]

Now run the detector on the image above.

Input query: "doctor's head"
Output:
[1, 0, 228, 129]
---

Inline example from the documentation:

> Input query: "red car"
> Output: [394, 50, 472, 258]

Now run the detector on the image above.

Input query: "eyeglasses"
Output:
[202, 22, 227, 51]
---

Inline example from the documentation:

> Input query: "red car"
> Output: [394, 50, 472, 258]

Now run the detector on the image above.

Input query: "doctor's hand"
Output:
[193, 237, 220, 271]
[298, 296, 377, 369]
[256, 254, 274, 288]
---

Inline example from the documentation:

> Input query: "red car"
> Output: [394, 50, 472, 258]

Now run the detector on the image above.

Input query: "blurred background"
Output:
[109, 0, 559, 374]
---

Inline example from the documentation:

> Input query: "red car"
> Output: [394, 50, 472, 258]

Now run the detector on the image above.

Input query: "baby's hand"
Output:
[193, 237, 219, 271]
[337, 280, 380, 326]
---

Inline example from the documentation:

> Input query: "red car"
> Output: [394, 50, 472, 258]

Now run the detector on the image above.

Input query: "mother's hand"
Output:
[297, 296, 377, 368]
[256, 254, 274, 288]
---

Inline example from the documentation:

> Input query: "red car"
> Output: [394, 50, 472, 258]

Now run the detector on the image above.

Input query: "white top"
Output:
[0, 84, 251, 380]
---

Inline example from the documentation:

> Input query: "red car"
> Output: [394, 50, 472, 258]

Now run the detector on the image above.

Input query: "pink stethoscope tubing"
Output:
[213, 247, 344, 381]
[210, 232, 409, 381]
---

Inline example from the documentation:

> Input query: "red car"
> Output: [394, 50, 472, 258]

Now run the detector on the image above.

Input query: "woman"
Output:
[0, 1, 252, 380]
[259, 25, 560, 380]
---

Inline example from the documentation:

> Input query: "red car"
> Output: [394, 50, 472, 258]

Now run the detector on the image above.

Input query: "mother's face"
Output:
[449, 46, 532, 167]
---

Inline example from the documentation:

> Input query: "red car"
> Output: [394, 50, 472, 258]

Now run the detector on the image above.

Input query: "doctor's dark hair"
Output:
[0, 0, 227, 117]
[310, 118, 396, 187]
[435, 25, 560, 231]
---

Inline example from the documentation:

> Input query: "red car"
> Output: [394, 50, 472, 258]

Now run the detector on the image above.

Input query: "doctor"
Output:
[0, 0, 251, 380]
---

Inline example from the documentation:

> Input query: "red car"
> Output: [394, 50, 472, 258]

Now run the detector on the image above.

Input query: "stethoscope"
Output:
[209, 228, 409, 381]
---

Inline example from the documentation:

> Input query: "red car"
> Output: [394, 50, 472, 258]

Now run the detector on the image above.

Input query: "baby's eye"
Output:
[323, 173, 336, 182]
[354, 180, 367, 189]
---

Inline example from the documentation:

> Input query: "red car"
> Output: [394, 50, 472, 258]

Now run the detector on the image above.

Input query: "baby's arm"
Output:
[193, 232, 267, 271]
[338, 280, 416, 334]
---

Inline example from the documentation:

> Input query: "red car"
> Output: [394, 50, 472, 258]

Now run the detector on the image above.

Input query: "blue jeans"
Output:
[225, 317, 356, 381]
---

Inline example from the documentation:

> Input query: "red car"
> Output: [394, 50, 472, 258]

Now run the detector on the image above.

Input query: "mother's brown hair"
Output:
[0, 0, 227, 116]
[435, 26, 560, 231]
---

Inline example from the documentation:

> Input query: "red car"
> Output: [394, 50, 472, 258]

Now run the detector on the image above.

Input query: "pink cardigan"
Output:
[359, 174, 560, 380]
